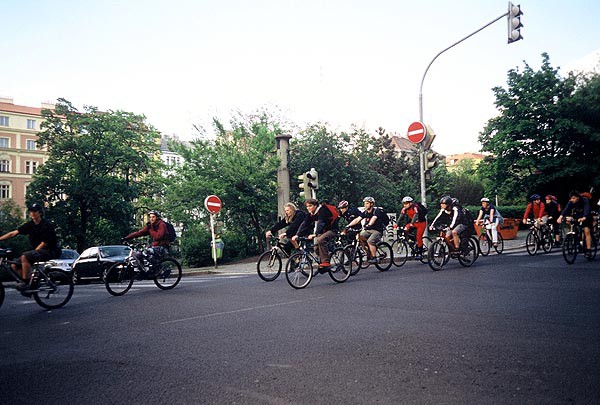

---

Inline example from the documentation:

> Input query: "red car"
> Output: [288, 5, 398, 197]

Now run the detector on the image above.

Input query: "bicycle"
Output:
[562, 217, 597, 264]
[525, 219, 553, 255]
[427, 225, 477, 271]
[284, 237, 351, 289]
[391, 227, 432, 267]
[475, 220, 504, 256]
[104, 241, 182, 296]
[0, 248, 74, 310]
[343, 228, 393, 274]
[256, 236, 293, 282]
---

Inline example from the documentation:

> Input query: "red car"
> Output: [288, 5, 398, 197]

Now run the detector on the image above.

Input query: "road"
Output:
[1, 249, 599, 404]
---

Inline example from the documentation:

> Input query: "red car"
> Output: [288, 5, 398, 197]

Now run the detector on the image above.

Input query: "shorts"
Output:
[447, 224, 467, 238]
[360, 229, 382, 245]
[22, 249, 54, 265]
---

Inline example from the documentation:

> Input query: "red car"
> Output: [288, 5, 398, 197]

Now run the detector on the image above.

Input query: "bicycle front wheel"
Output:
[328, 248, 351, 283]
[374, 242, 393, 272]
[105, 261, 135, 296]
[478, 233, 491, 256]
[256, 250, 282, 282]
[428, 240, 447, 271]
[562, 234, 577, 265]
[33, 269, 74, 310]
[458, 238, 478, 267]
[526, 231, 538, 255]
[391, 239, 409, 267]
[541, 229, 553, 253]
[153, 258, 182, 290]
[285, 252, 313, 289]
[344, 244, 363, 276]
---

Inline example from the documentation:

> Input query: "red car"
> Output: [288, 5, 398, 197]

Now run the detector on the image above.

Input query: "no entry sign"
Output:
[204, 195, 222, 214]
[407, 121, 427, 144]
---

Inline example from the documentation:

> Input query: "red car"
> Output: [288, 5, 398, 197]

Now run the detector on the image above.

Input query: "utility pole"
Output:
[275, 133, 292, 220]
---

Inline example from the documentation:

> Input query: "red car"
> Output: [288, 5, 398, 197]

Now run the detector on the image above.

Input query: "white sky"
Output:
[2, 0, 599, 155]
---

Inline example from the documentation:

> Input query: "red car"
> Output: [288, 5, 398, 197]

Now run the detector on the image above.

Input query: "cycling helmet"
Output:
[480, 197, 490, 203]
[451, 198, 460, 205]
[363, 196, 375, 204]
[402, 196, 414, 203]
[27, 203, 44, 212]
[148, 210, 161, 217]
[440, 196, 453, 205]
[337, 200, 349, 209]
[530, 194, 541, 201]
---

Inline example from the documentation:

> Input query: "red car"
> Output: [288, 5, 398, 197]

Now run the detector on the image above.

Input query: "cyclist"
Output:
[345, 196, 386, 264]
[523, 194, 547, 226]
[338, 200, 362, 236]
[123, 210, 171, 271]
[475, 197, 500, 246]
[292, 198, 337, 272]
[0, 203, 61, 293]
[557, 191, 593, 254]
[265, 202, 306, 254]
[396, 196, 427, 258]
[430, 196, 469, 254]
[544, 194, 562, 247]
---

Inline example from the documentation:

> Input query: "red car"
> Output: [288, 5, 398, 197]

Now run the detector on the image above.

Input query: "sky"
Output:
[2, 0, 599, 155]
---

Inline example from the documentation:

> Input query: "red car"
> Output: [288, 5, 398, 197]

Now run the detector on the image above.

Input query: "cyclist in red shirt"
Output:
[397, 196, 427, 258]
[523, 194, 547, 225]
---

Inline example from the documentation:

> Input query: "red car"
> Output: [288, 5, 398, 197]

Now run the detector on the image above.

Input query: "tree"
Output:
[28, 98, 163, 251]
[478, 53, 600, 204]
[0, 200, 30, 254]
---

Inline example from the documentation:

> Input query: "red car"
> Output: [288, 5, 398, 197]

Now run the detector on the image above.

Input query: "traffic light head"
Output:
[298, 168, 319, 200]
[507, 2, 523, 43]
[306, 168, 318, 191]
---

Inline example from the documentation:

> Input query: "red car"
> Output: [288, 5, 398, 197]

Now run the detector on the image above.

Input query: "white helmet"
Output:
[402, 196, 413, 203]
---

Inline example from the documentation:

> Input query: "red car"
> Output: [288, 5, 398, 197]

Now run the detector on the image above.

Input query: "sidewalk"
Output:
[182, 229, 531, 277]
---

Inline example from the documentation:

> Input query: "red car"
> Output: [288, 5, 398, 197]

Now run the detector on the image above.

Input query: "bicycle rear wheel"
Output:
[526, 231, 538, 255]
[153, 258, 182, 290]
[562, 234, 577, 265]
[374, 241, 393, 271]
[428, 240, 447, 271]
[328, 248, 351, 283]
[458, 239, 477, 267]
[494, 233, 504, 254]
[285, 252, 313, 289]
[256, 250, 282, 282]
[478, 234, 491, 256]
[105, 261, 135, 296]
[541, 229, 553, 253]
[33, 269, 74, 310]
[391, 239, 408, 267]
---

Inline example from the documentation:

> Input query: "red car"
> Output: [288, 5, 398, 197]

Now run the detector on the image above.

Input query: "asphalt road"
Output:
[1, 249, 599, 404]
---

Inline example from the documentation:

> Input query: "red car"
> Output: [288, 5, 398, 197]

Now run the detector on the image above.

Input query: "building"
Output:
[445, 152, 486, 171]
[0, 97, 52, 210]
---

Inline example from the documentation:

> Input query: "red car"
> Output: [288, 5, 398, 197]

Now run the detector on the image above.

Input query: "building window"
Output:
[0, 159, 9, 172]
[26, 139, 36, 150]
[0, 184, 10, 199]
[0, 137, 8, 148]
[25, 161, 38, 174]
[27, 119, 36, 129]
[166, 155, 181, 166]
[0, 116, 8, 126]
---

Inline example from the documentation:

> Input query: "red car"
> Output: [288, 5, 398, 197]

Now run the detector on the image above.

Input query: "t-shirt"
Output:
[17, 219, 61, 257]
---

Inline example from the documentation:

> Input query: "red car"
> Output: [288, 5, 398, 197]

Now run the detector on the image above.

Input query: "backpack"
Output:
[413, 202, 428, 222]
[323, 203, 340, 226]
[495, 208, 505, 225]
[461, 206, 476, 235]
[376, 207, 391, 227]
[165, 221, 177, 243]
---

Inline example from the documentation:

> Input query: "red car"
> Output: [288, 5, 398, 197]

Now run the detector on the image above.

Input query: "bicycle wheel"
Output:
[494, 233, 504, 254]
[33, 269, 74, 310]
[541, 229, 553, 253]
[427, 240, 447, 271]
[153, 258, 182, 290]
[478, 233, 491, 256]
[458, 238, 477, 267]
[359, 245, 370, 269]
[374, 241, 393, 272]
[391, 239, 409, 267]
[285, 252, 313, 289]
[420, 237, 433, 264]
[328, 248, 351, 283]
[562, 234, 577, 265]
[344, 244, 363, 276]
[526, 231, 538, 255]
[256, 250, 282, 282]
[105, 261, 135, 296]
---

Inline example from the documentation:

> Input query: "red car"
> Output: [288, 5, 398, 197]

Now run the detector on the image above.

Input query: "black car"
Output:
[71, 245, 131, 284]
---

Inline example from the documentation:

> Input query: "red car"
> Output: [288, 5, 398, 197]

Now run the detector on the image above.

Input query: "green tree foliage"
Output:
[0, 200, 30, 254]
[28, 98, 163, 251]
[478, 53, 600, 204]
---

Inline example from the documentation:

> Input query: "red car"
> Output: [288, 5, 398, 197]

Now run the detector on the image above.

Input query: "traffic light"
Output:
[298, 172, 310, 200]
[507, 2, 523, 44]
[307, 168, 318, 193]
[298, 168, 318, 200]
[424, 150, 438, 180]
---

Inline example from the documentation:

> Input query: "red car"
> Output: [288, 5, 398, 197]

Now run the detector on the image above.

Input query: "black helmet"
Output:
[440, 196, 453, 206]
[530, 194, 541, 201]
[148, 210, 161, 217]
[28, 203, 44, 212]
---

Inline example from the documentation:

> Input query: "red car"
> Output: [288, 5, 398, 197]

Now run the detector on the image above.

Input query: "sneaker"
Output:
[15, 281, 35, 297]
[367, 257, 378, 264]
[317, 266, 330, 274]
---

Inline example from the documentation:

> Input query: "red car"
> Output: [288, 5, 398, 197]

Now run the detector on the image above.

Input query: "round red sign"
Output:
[204, 195, 222, 214]
[407, 121, 427, 144]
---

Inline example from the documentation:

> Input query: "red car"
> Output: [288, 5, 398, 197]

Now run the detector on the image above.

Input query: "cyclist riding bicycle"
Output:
[345, 196, 386, 264]
[292, 198, 338, 273]
[337, 200, 362, 235]
[523, 194, 548, 226]
[557, 191, 593, 253]
[0, 203, 61, 294]
[123, 209, 171, 272]
[396, 196, 427, 258]
[265, 202, 306, 254]
[475, 197, 500, 246]
[544, 194, 562, 246]
[430, 196, 469, 254]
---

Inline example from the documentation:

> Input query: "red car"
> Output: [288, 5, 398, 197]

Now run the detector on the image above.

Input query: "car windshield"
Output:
[60, 250, 79, 260]
[99, 246, 131, 258]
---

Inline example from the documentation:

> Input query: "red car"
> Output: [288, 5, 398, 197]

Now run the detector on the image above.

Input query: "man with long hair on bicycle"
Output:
[123, 209, 170, 273]
[0, 203, 61, 294]
[557, 191, 593, 255]
[396, 196, 427, 259]
[430, 196, 469, 254]
[292, 198, 337, 273]
[475, 197, 500, 247]
[345, 196, 386, 264]
[265, 202, 306, 254]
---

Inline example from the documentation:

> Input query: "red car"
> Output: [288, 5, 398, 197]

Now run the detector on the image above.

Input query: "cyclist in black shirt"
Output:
[557, 191, 593, 253]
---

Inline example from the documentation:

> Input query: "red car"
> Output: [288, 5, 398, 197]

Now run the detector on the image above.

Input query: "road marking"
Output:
[160, 296, 325, 325]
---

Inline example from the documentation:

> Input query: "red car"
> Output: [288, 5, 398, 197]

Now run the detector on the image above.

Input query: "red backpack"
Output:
[322, 203, 340, 225]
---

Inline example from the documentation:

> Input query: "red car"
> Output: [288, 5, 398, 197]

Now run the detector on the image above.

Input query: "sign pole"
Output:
[204, 195, 223, 269]
[210, 213, 217, 269]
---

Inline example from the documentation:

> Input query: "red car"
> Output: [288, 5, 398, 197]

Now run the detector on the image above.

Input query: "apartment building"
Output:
[0, 97, 52, 210]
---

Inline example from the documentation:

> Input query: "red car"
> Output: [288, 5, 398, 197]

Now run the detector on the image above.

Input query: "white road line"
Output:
[160, 296, 326, 325]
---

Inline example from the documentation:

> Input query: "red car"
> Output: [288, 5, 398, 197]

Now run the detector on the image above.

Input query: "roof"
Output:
[0, 102, 46, 116]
